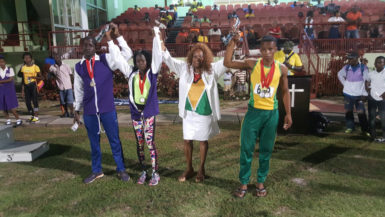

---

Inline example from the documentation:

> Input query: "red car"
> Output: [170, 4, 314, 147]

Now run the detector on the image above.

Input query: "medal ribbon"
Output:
[139, 73, 146, 95]
[260, 59, 275, 89]
[86, 56, 95, 80]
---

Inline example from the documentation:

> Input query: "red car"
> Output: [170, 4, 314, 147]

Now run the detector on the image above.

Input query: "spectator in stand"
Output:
[212, 4, 219, 11]
[197, 30, 208, 43]
[337, 51, 370, 136]
[178, 0, 184, 6]
[291, 1, 297, 8]
[190, 22, 200, 34]
[143, 12, 151, 23]
[191, 6, 197, 13]
[346, 5, 362, 39]
[274, 41, 304, 76]
[269, 21, 283, 49]
[161, 12, 173, 26]
[192, 15, 200, 24]
[298, 11, 304, 19]
[208, 25, 221, 36]
[328, 11, 345, 39]
[228, 11, 238, 19]
[201, 16, 211, 23]
[326, 1, 339, 15]
[304, 10, 315, 39]
[166, 11, 173, 22]
[178, 28, 189, 38]
[192, 0, 197, 7]
[246, 26, 258, 49]
[197, 2, 204, 9]
[245, 8, 255, 19]
[243, 5, 252, 13]
[134, 5, 140, 12]
[269, 21, 281, 39]
[366, 56, 385, 142]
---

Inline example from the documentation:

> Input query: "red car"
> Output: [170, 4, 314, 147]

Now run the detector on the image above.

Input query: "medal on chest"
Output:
[139, 72, 147, 103]
[86, 56, 96, 87]
[254, 60, 275, 98]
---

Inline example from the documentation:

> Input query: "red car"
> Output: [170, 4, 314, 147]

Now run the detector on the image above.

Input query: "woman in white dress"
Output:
[161, 42, 227, 182]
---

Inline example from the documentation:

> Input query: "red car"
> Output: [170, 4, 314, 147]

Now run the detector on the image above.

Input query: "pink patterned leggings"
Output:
[132, 116, 158, 173]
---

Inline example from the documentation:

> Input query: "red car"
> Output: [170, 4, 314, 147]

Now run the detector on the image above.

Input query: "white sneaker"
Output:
[5, 119, 11, 125]
[15, 119, 22, 126]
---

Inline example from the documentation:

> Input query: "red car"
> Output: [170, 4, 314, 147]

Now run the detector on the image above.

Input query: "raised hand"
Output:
[232, 32, 241, 43]
[110, 23, 120, 37]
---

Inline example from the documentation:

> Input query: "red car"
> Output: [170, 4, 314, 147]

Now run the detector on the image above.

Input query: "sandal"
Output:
[195, 171, 205, 183]
[178, 170, 195, 182]
[233, 188, 248, 198]
[255, 188, 267, 197]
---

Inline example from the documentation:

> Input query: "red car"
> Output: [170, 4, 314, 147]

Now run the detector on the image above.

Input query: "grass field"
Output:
[0, 121, 384, 217]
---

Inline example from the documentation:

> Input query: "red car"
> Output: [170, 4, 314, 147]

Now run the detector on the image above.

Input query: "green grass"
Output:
[1, 122, 385, 217]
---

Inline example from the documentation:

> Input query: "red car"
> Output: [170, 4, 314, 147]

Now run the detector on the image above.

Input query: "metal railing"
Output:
[0, 21, 44, 52]
[300, 22, 385, 53]
[48, 28, 235, 58]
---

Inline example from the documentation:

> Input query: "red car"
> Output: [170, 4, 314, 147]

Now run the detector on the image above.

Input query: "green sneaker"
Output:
[345, 128, 353, 134]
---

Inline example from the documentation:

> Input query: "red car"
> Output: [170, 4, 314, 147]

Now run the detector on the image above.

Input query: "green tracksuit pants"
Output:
[239, 106, 279, 184]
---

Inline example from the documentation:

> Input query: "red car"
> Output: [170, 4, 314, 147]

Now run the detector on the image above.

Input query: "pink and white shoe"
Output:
[137, 171, 147, 185]
[149, 172, 160, 186]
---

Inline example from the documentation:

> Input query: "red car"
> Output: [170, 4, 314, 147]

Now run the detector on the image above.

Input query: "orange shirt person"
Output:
[345, 5, 362, 38]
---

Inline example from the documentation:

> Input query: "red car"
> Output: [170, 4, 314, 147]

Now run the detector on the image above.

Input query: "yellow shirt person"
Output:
[21, 64, 41, 85]
[274, 50, 302, 76]
[198, 35, 208, 43]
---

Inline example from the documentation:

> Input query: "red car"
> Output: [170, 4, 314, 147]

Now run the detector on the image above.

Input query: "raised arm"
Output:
[151, 27, 163, 74]
[160, 38, 186, 76]
[279, 64, 292, 130]
[105, 24, 133, 78]
[223, 34, 257, 71]
[113, 24, 133, 62]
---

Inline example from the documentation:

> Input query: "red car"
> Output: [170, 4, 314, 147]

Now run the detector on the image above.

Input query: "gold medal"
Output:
[90, 80, 95, 87]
